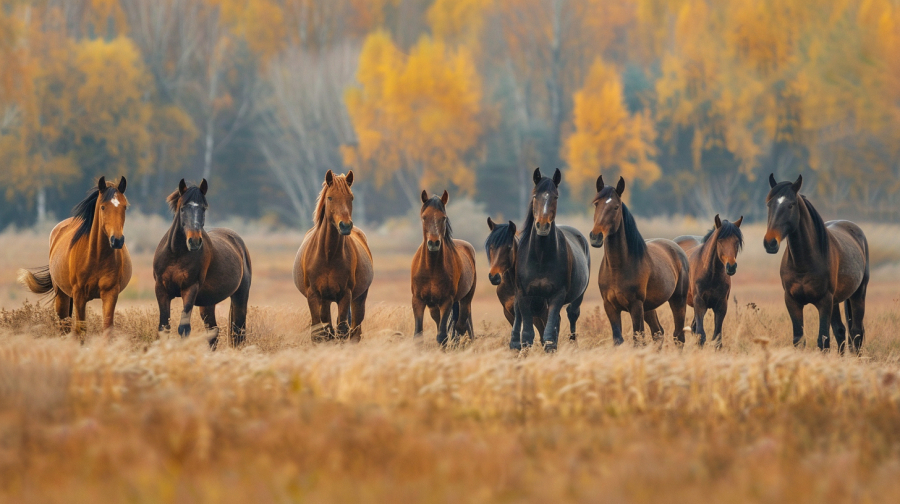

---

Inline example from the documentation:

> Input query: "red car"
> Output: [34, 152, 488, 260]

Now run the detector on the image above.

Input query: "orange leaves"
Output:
[345, 30, 483, 196]
[563, 59, 659, 202]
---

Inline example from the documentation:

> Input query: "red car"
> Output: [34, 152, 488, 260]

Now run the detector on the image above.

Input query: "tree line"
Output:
[1, 0, 898, 228]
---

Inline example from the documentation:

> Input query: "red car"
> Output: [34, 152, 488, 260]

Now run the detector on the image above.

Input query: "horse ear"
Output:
[325, 169, 334, 186]
[508, 220, 516, 234]
[421, 190, 429, 204]
[734, 216, 743, 228]
[615, 176, 625, 197]
[117, 176, 127, 194]
[441, 190, 449, 206]
[769, 173, 777, 188]
[97, 176, 106, 193]
[178, 179, 187, 195]
[552, 168, 561, 187]
[199, 178, 208, 195]
[533, 167, 542, 185]
[714, 214, 722, 229]
[487, 217, 495, 230]
[346, 170, 354, 187]
[791, 174, 802, 193]
[596, 175, 604, 193]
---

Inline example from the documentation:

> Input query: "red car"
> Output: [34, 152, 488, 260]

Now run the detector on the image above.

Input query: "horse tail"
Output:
[844, 299, 852, 330]
[17, 266, 55, 295]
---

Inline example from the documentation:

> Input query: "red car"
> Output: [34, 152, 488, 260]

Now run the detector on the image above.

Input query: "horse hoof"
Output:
[177, 324, 191, 337]
[543, 343, 557, 353]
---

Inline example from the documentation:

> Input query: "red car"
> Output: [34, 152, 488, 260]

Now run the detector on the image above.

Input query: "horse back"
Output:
[673, 235, 702, 256]
[826, 220, 869, 300]
[197, 228, 250, 305]
[558, 225, 591, 301]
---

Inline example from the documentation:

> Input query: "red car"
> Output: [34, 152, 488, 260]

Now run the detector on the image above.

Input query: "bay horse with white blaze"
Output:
[512, 168, 590, 351]
[412, 190, 477, 346]
[485, 217, 547, 334]
[590, 175, 689, 346]
[294, 170, 373, 342]
[153, 179, 252, 349]
[675, 214, 743, 348]
[764, 174, 869, 353]
[19, 177, 132, 337]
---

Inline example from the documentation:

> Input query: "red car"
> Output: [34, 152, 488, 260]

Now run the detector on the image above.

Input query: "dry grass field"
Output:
[2, 210, 900, 503]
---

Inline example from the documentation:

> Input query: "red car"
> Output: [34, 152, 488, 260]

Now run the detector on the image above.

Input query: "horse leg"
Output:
[847, 282, 867, 355]
[784, 293, 805, 348]
[566, 294, 584, 342]
[227, 265, 252, 348]
[436, 300, 454, 347]
[830, 303, 846, 354]
[603, 301, 624, 346]
[540, 293, 566, 352]
[814, 294, 834, 351]
[670, 295, 688, 347]
[155, 282, 171, 339]
[199, 305, 220, 348]
[510, 301, 524, 350]
[318, 300, 334, 340]
[628, 300, 646, 347]
[643, 309, 663, 343]
[692, 299, 708, 347]
[516, 295, 536, 348]
[55, 289, 73, 334]
[72, 291, 88, 341]
[412, 296, 427, 340]
[99, 288, 120, 338]
[711, 301, 727, 349]
[178, 284, 200, 338]
[307, 293, 329, 342]
[335, 290, 352, 340]
[349, 289, 368, 343]
[455, 299, 474, 341]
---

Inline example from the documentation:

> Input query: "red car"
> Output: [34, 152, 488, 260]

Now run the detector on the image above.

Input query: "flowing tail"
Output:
[17, 266, 55, 296]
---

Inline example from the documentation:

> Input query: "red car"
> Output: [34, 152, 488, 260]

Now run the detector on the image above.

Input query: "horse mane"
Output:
[422, 196, 455, 250]
[484, 221, 516, 260]
[521, 176, 557, 235]
[801, 196, 829, 255]
[312, 175, 352, 225]
[595, 187, 646, 258]
[167, 186, 208, 214]
[701, 221, 744, 250]
[70, 185, 118, 246]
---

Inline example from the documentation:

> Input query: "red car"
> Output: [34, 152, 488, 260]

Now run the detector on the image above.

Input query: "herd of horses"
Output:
[18, 169, 870, 354]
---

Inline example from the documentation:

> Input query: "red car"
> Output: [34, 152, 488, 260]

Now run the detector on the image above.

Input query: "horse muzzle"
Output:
[589, 232, 604, 248]
[725, 263, 737, 276]
[187, 237, 203, 252]
[426, 240, 441, 252]
[488, 273, 502, 286]
[109, 236, 125, 249]
[764, 238, 780, 254]
[535, 222, 552, 236]
[338, 221, 353, 236]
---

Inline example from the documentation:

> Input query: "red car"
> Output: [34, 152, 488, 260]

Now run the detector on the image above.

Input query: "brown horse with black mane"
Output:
[412, 190, 477, 346]
[590, 175, 689, 346]
[153, 179, 252, 349]
[675, 214, 743, 348]
[19, 176, 132, 337]
[485, 217, 547, 335]
[294, 170, 373, 342]
[764, 174, 869, 353]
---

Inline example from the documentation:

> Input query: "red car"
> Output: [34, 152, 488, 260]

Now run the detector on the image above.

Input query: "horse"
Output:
[411, 190, 477, 346]
[485, 217, 547, 334]
[152, 179, 252, 349]
[674, 214, 743, 348]
[18, 176, 132, 337]
[590, 175, 689, 346]
[294, 170, 373, 342]
[511, 168, 590, 351]
[764, 174, 869, 353]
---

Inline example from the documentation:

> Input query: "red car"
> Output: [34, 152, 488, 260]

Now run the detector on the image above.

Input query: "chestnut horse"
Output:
[153, 179, 252, 349]
[485, 217, 547, 334]
[675, 214, 743, 348]
[590, 175, 689, 346]
[19, 176, 132, 337]
[764, 174, 869, 353]
[412, 190, 477, 346]
[294, 170, 373, 342]
[512, 168, 590, 351]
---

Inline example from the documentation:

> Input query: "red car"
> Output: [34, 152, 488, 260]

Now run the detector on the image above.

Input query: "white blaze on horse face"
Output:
[605, 198, 612, 204]
[188, 202, 200, 207]
[777, 196, 785, 205]
[542, 193, 551, 215]
[111, 197, 120, 207]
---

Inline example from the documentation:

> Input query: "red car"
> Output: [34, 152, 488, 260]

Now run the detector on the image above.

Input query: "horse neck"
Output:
[525, 223, 561, 261]
[698, 235, 723, 279]
[313, 218, 345, 260]
[786, 200, 825, 266]
[423, 241, 455, 273]
[85, 205, 116, 263]
[166, 213, 187, 254]
[602, 225, 632, 269]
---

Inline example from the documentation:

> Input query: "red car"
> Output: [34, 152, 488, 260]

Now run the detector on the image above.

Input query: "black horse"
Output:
[511, 168, 590, 351]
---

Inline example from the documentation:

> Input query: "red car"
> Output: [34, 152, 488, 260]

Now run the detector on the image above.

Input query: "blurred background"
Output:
[1, 0, 898, 229]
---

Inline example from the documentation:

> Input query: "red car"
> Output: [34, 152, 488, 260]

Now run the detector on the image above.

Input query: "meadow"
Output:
[2, 210, 900, 503]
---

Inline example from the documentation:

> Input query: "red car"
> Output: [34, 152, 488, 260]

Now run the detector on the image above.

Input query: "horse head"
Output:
[531, 168, 561, 237]
[323, 170, 355, 236]
[96, 176, 129, 249]
[421, 190, 450, 252]
[171, 178, 208, 252]
[590, 175, 626, 248]
[485, 217, 516, 286]
[764, 174, 802, 254]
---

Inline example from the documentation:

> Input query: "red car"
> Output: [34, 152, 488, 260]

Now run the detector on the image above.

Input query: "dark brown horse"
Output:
[19, 177, 132, 337]
[412, 190, 477, 345]
[675, 214, 743, 348]
[485, 217, 547, 334]
[294, 170, 373, 342]
[512, 168, 590, 351]
[590, 175, 689, 346]
[153, 179, 252, 348]
[764, 174, 869, 353]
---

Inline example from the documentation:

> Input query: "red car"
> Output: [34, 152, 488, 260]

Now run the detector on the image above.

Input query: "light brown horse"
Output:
[153, 179, 252, 349]
[764, 174, 869, 353]
[19, 177, 132, 337]
[590, 175, 689, 346]
[412, 190, 477, 346]
[675, 214, 743, 347]
[294, 170, 374, 342]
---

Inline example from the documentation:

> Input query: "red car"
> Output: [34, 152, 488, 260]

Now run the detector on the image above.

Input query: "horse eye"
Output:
[327, 197, 332, 201]
[100, 205, 105, 210]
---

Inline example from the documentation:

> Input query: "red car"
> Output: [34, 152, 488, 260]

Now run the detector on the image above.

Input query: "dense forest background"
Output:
[1, 0, 898, 228]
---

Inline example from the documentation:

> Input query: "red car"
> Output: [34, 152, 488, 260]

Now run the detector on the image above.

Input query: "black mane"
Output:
[767, 183, 828, 255]
[484, 221, 516, 260]
[167, 186, 208, 214]
[70, 186, 117, 245]
[596, 187, 646, 258]
[422, 196, 455, 249]
[702, 221, 744, 250]
[522, 176, 558, 235]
